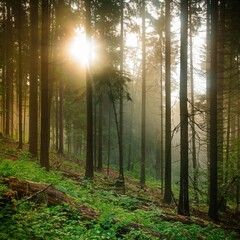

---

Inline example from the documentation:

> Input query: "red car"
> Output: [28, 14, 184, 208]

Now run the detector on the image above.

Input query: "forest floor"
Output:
[0, 138, 240, 239]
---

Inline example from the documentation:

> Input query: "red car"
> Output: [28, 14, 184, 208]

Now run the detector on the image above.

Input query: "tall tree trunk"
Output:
[206, 0, 211, 204]
[118, 0, 125, 185]
[224, 77, 232, 210]
[107, 100, 112, 175]
[55, 84, 59, 151]
[85, 0, 94, 179]
[208, 0, 219, 221]
[217, 0, 225, 212]
[156, 38, 164, 183]
[18, 0, 23, 149]
[97, 98, 103, 171]
[58, 77, 64, 154]
[164, 0, 172, 204]
[237, 55, 240, 211]
[178, 0, 189, 216]
[127, 100, 134, 171]
[237, 99, 240, 210]
[40, 0, 50, 171]
[160, 39, 164, 195]
[189, 0, 198, 204]
[5, 0, 13, 137]
[94, 99, 97, 170]
[1, 4, 6, 132]
[140, 0, 146, 187]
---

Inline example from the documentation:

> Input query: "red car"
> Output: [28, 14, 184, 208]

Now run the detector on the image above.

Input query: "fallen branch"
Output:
[19, 183, 53, 204]
[4, 176, 98, 220]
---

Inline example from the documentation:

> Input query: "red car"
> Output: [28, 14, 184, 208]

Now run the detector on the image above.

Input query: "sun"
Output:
[68, 28, 97, 66]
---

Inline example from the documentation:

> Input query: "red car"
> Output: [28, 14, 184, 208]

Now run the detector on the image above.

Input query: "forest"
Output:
[0, 0, 240, 239]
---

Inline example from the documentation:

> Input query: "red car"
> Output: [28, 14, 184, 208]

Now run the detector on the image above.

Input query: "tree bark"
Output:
[85, 0, 94, 179]
[17, 0, 23, 149]
[5, 0, 13, 137]
[217, 0, 225, 212]
[119, 0, 125, 186]
[58, 77, 64, 154]
[97, 98, 103, 171]
[40, 0, 50, 171]
[208, 0, 219, 221]
[140, 0, 146, 187]
[164, 0, 172, 204]
[189, 0, 198, 204]
[178, 0, 189, 216]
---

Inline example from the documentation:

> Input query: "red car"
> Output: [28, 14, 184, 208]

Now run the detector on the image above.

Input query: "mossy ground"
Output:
[0, 139, 239, 239]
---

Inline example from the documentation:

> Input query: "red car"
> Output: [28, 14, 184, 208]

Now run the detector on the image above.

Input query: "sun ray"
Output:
[68, 28, 97, 66]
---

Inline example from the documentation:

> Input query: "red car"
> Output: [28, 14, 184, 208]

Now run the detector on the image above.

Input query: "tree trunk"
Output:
[217, 0, 225, 212]
[237, 55, 240, 211]
[85, 0, 94, 179]
[119, 0, 125, 185]
[1, 5, 6, 132]
[127, 99, 134, 172]
[160, 39, 164, 195]
[58, 77, 64, 154]
[178, 0, 189, 216]
[5, 176, 98, 220]
[40, 0, 50, 171]
[55, 84, 59, 151]
[93, 99, 97, 170]
[164, 0, 172, 204]
[189, 0, 198, 204]
[237, 100, 240, 210]
[18, 0, 23, 149]
[107, 101, 112, 175]
[97, 98, 103, 171]
[140, 0, 146, 187]
[208, 0, 219, 221]
[5, 0, 13, 137]
[206, 0, 211, 204]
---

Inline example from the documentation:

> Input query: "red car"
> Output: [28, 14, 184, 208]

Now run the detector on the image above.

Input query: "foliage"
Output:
[0, 152, 239, 240]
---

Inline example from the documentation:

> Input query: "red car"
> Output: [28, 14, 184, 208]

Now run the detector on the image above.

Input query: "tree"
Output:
[56, 0, 65, 155]
[40, 0, 50, 171]
[4, 0, 13, 137]
[189, 0, 198, 204]
[29, 0, 39, 158]
[119, 0, 125, 187]
[208, 0, 219, 221]
[217, 0, 225, 211]
[97, 97, 103, 171]
[58, 74, 64, 154]
[17, 0, 23, 149]
[85, 0, 94, 179]
[178, 0, 189, 216]
[140, 0, 146, 187]
[164, 0, 172, 204]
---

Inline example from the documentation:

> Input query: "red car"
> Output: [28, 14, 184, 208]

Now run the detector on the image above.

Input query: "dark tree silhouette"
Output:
[178, 0, 189, 216]
[140, 0, 146, 187]
[208, 0, 219, 221]
[164, 0, 172, 204]
[97, 98, 103, 171]
[85, 0, 94, 179]
[29, 0, 39, 158]
[5, 0, 13, 137]
[17, 0, 23, 149]
[40, 0, 50, 171]
[118, 0, 125, 187]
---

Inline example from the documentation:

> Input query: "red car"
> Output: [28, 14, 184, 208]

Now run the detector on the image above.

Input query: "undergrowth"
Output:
[0, 150, 239, 239]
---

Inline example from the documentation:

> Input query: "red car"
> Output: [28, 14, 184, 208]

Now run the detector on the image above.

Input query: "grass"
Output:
[0, 143, 239, 239]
